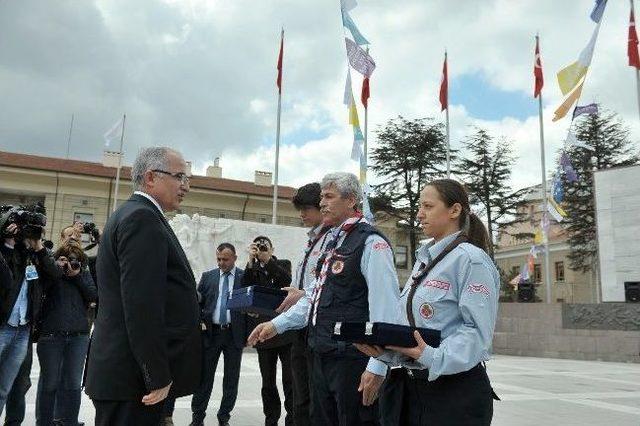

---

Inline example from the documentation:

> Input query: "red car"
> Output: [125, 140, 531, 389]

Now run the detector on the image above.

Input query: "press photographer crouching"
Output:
[0, 203, 57, 415]
[34, 241, 97, 425]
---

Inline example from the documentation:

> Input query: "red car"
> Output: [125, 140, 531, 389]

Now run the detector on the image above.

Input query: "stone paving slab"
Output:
[2, 353, 639, 425]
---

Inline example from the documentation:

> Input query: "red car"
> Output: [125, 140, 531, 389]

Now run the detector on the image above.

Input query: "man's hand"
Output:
[247, 243, 258, 264]
[387, 330, 428, 360]
[3, 223, 17, 247]
[358, 371, 384, 406]
[141, 382, 171, 406]
[275, 287, 305, 313]
[354, 343, 385, 358]
[247, 321, 277, 346]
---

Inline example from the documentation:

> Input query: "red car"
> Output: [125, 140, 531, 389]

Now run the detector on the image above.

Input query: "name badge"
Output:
[25, 264, 39, 281]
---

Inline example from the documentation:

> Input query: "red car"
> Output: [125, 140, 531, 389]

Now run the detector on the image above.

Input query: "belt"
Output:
[211, 323, 231, 330]
[40, 331, 88, 338]
[404, 363, 483, 381]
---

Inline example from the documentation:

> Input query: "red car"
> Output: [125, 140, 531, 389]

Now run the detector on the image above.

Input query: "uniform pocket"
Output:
[418, 278, 451, 302]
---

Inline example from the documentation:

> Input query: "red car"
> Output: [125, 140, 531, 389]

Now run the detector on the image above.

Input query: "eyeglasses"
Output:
[152, 169, 191, 185]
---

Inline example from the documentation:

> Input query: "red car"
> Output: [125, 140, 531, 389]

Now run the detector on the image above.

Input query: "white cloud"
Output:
[0, 0, 638, 193]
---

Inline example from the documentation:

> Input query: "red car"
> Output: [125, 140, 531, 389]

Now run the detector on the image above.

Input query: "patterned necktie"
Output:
[218, 272, 230, 325]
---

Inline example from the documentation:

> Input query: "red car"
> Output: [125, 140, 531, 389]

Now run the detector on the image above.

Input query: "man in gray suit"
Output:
[190, 243, 247, 426]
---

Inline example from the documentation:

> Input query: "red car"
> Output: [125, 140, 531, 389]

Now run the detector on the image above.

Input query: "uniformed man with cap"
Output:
[248, 172, 400, 426]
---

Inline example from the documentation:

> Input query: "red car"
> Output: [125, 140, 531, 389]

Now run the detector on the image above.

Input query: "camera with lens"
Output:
[68, 258, 82, 271]
[257, 243, 269, 252]
[0, 202, 47, 241]
[82, 222, 100, 244]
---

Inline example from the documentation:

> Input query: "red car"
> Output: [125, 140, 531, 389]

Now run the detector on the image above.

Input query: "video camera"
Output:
[82, 222, 100, 243]
[0, 202, 47, 241]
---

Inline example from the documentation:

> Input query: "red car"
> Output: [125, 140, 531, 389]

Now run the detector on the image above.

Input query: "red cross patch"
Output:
[331, 260, 345, 274]
[419, 303, 434, 320]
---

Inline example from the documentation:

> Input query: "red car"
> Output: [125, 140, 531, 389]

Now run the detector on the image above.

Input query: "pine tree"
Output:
[370, 116, 449, 264]
[562, 110, 638, 273]
[456, 128, 527, 259]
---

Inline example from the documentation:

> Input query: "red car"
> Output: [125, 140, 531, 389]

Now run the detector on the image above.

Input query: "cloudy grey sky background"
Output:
[0, 0, 638, 190]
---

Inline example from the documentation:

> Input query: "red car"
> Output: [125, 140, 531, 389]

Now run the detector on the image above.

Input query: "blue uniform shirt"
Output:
[272, 223, 400, 377]
[379, 231, 500, 381]
[7, 278, 29, 327]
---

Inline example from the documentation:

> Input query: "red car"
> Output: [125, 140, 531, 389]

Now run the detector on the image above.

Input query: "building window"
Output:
[533, 264, 542, 283]
[555, 261, 565, 282]
[395, 245, 408, 269]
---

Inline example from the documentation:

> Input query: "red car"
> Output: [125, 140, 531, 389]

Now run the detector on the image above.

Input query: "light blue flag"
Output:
[351, 125, 364, 161]
[342, 10, 369, 46]
[590, 0, 607, 23]
[361, 189, 375, 224]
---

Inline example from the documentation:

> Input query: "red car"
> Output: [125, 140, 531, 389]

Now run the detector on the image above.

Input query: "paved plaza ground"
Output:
[3, 352, 639, 425]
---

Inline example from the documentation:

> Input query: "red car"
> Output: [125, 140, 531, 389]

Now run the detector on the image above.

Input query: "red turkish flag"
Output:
[439, 54, 448, 111]
[276, 30, 284, 94]
[534, 36, 544, 98]
[629, 9, 640, 69]
[361, 77, 370, 109]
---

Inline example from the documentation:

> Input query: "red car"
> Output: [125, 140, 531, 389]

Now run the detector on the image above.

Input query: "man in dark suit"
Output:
[84, 147, 202, 426]
[188, 242, 247, 426]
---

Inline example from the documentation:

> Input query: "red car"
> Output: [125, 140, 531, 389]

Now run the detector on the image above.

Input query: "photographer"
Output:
[35, 242, 96, 426]
[0, 205, 57, 415]
[242, 236, 294, 426]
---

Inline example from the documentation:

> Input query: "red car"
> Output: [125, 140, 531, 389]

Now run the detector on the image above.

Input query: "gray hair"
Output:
[321, 172, 362, 204]
[131, 147, 178, 191]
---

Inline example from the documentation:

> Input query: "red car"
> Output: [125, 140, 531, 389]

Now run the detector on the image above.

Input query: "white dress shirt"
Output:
[133, 190, 163, 214]
[213, 267, 236, 324]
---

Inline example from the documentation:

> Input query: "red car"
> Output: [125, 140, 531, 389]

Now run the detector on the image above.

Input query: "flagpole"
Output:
[112, 114, 126, 213]
[363, 49, 369, 183]
[272, 91, 282, 225]
[538, 93, 552, 304]
[65, 114, 74, 159]
[444, 51, 451, 178]
[272, 29, 283, 225]
[536, 33, 552, 304]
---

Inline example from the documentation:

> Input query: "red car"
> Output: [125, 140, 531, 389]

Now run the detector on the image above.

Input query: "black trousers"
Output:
[290, 329, 312, 426]
[190, 328, 243, 425]
[92, 399, 164, 426]
[311, 348, 379, 426]
[4, 343, 32, 426]
[257, 344, 293, 426]
[400, 364, 494, 426]
[378, 367, 405, 426]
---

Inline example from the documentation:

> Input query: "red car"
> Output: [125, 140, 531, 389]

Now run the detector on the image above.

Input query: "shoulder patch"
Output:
[467, 283, 491, 297]
[372, 241, 390, 251]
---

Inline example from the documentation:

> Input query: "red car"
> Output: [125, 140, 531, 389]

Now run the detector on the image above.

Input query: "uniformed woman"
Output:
[356, 178, 499, 426]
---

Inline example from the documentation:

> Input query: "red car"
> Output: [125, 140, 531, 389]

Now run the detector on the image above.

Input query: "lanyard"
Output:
[406, 235, 467, 327]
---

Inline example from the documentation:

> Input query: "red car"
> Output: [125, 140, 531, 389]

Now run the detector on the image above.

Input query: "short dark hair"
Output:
[253, 235, 273, 247]
[292, 182, 321, 210]
[217, 243, 236, 254]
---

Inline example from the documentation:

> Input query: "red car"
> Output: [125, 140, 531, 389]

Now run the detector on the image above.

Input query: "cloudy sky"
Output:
[0, 0, 638, 191]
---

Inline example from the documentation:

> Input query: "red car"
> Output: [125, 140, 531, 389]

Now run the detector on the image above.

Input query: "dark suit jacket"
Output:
[85, 194, 202, 400]
[198, 267, 247, 349]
